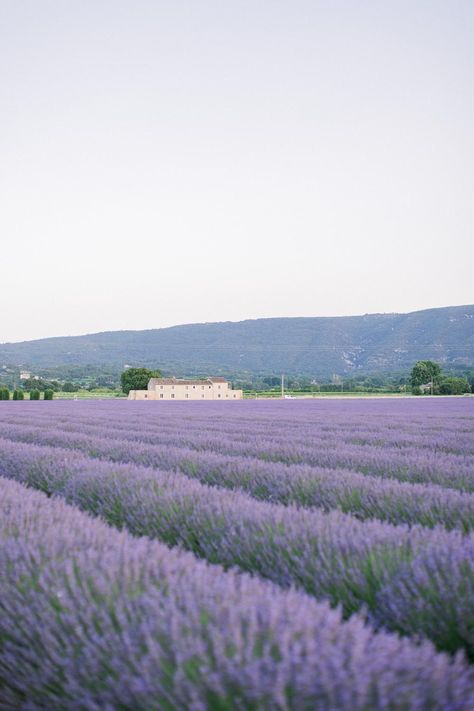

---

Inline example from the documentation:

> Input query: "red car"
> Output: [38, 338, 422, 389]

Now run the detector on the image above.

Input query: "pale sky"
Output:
[1, 1, 473, 343]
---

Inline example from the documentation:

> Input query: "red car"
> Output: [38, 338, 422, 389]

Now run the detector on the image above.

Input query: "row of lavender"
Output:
[0, 436, 473, 660]
[1, 475, 474, 710]
[4, 397, 473, 445]
[1, 421, 474, 531]
[2, 400, 474, 493]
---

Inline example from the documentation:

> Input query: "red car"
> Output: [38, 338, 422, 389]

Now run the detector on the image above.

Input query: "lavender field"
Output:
[1, 398, 474, 709]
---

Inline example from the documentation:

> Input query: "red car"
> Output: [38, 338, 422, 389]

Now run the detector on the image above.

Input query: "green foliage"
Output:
[438, 377, 471, 395]
[0, 388, 10, 400]
[29, 389, 41, 401]
[263, 376, 281, 387]
[410, 361, 472, 395]
[22, 377, 59, 392]
[44, 389, 54, 400]
[62, 382, 77, 392]
[410, 361, 442, 389]
[0, 306, 472, 378]
[13, 390, 25, 400]
[120, 367, 162, 395]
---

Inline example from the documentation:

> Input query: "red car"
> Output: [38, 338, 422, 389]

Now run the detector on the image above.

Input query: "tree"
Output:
[120, 368, 162, 395]
[0, 388, 10, 400]
[263, 376, 281, 388]
[30, 389, 41, 400]
[410, 361, 442, 390]
[62, 382, 76, 392]
[438, 377, 471, 395]
[44, 389, 54, 400]
[14, 389, 24, 400]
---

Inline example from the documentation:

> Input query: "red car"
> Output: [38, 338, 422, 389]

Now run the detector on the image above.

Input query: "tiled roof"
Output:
[148, 377, 229, 387]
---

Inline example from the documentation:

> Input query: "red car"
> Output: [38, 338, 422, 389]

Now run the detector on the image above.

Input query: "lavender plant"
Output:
[0, 437, 473, 658]
[1, 476, 474, 711]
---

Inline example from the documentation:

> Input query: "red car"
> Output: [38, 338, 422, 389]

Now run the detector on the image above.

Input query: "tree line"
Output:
[410, 361, 471, 395]
[0, 388, 54, 400]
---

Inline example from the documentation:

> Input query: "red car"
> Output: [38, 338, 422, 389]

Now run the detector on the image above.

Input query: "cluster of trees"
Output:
[117, 364, 472, 397]
[410, 361, 471, 395]
[22, 377, 63, 392]
[0, 388, 53, 400]
[0, 365, 124, 394]
[1, 388, 27, 400]
[237, 373, 410, 394]
[120, 368, 162, 395]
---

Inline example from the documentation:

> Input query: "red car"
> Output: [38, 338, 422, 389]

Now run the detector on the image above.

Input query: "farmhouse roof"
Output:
[148, 376, 229, 387]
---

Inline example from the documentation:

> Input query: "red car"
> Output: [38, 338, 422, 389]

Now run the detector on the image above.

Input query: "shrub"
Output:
[0, 388, 10, 400]
[44, 389, 54, 400]
[29, 389, 41, 401]
[438, 377, 471, 395]
[1, 476, 473, 711]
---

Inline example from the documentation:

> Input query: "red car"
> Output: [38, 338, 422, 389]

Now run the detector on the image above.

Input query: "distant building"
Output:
[20, 371, 31, 380]
[128, 377, 243, 401]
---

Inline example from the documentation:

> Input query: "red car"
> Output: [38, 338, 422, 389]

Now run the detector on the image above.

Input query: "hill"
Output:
[1, 305, 473, 378]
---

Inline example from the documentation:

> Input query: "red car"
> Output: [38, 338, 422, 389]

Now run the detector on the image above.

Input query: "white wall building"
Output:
[128, 377, 243, 401]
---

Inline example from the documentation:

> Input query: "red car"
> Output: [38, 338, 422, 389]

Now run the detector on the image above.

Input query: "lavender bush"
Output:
[1, 476, 474, 711]
[0, 436, 473, 658]
[1, 397, 474, 707]
[2, 425, 474, 531]
[2, 400, 474, 492]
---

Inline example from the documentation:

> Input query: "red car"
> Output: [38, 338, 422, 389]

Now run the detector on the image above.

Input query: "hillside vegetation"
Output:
[1, 305, 473, 379]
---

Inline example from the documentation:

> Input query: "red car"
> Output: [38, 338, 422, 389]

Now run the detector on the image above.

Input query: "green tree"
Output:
[62, 382, 76, 392]
[30, 389, 41, 400]
[120, 368, 162, 395]
[44, 389, 54, 400]
[410, 361, 442, 390]
[0, 388, 10, 400]
[438, 377, 471, 395]
[14, 389, 25, 400]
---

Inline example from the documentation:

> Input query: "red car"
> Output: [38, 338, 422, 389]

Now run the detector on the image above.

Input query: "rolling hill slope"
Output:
[1, 305, 473, 378]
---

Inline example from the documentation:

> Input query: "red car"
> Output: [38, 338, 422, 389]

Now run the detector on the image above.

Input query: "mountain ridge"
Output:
[2, 305, 473, 378]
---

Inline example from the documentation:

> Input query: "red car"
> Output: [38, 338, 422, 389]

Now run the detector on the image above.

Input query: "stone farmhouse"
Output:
[128, 376, 243, 400]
